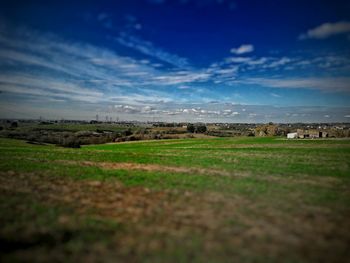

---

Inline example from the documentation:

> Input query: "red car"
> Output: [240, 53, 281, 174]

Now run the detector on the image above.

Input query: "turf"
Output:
[0, 137, 349, 263]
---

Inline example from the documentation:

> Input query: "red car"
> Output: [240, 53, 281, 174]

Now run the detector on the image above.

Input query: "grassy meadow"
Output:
[1, 137, 350, 262]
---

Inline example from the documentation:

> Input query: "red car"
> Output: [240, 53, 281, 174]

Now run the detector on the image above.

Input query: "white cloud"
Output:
[265, 57, 292, 68]
[225, 57, 252, 63]
[242, 77, 350, 92]
[152, 71, 210, 85]
[270, 93, 281, 98]
[299, 21, 350, 39]
[142, 106, 155, 113]
[114, 105, 140, 114]
[230, 44, 254, 55]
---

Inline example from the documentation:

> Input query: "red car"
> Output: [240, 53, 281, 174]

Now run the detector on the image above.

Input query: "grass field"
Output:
[1, 137, 350, 262]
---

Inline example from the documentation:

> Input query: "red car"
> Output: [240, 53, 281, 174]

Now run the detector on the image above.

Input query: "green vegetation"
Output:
[0, 137, 350, 262]
[0, 123, 137, 147]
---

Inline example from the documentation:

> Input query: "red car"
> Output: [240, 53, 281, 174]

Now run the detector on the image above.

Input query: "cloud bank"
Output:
[299, 21, 350, 40]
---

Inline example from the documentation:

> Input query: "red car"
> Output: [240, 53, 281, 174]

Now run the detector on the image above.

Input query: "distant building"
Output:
[291, 129, 328, 139]
[287, 132, 298, 139]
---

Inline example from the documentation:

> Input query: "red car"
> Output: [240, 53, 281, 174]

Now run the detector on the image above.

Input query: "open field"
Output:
[1, 137, 350, 263]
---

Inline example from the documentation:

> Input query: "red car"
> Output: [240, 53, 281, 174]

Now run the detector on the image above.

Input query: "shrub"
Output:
[196, 125, 207, 133]
[59, 136, 81, 148]
[123, 129, 133, 136]
[187, 124, 195, 133]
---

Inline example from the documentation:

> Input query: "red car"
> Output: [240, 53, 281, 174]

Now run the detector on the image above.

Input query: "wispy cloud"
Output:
[211, 52, 350, 85]
[116, 32, 189, 68]
[0, 20, 349, 121]
[0, 24, 179, 107]
[0, 73, 106, 103]
[299, 21, 350, 40]
[225, 57, 252, 63]
[152, 71, 210, 85]
[230, 44, 254, 55]
[241, 77, 350, 92]
[222, 56, 296, 69]
[265, 57, 292, 68]
[270, 93, 281, 98]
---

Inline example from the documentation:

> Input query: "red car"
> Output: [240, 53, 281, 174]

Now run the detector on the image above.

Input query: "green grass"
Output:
[1, 136, 350, 199]
[1, 137, 350, 262]
[1, 137, 349, 208]
[2, 136, 349, 178]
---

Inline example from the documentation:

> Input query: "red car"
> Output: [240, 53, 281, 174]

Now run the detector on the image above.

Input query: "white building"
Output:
[287, 132, 298, 139]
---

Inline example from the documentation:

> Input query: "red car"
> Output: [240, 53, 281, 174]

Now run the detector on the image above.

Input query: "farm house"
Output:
[287, 132, 298, 139]
[295, 129, 328, 139]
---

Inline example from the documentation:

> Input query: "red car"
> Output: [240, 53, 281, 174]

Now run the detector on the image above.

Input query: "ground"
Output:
[0, 137, 350, 262]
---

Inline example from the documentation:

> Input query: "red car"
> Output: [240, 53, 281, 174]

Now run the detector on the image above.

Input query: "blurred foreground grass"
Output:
[0, 137, 349, 263]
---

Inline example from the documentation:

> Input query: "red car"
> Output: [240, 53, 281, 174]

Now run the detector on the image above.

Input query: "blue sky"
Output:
[0, 0, 349, 122]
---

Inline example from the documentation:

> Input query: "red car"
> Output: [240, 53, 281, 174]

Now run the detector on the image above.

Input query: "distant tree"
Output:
[123, 129, 133, 136]
[196, 125, 207, 133]
[266, 125, 278, 136]
[255, 124, 278, 136]
[10, 121, 18, 128]
[60, 136, 80, 148]
[187, 124, 195, 133]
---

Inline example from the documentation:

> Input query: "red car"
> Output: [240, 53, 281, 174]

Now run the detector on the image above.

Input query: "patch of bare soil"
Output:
[56, 159, 237, 177]
[0, 171, 350, 263]
[0, 171, 166, 223]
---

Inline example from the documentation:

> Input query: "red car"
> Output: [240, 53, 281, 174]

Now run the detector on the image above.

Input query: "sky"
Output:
[0, 0, 349, 123]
